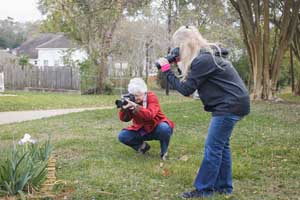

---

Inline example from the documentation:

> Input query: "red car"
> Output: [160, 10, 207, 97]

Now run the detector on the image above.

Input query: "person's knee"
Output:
[118, 131, 128, 144]
[204, 144, 223, 159]
[157, 122, 173, 140]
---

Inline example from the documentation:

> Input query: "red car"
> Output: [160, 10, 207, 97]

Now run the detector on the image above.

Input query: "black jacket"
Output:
[164, 49, 250, 116]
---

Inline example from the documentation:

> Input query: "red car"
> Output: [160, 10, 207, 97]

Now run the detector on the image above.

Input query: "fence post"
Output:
[0, 72, 4, 93]
[70, 67, 73, 89]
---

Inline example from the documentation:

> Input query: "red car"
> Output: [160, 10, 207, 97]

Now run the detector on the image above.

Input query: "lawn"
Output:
[0, 90, 189, 112]
[0, 93, 300, 199]
[279, 93, 300, 104]
[0, 91, 114, 112]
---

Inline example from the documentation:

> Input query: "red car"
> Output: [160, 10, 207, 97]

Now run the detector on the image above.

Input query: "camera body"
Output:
[115, 93, 136, 108]
[155, 47, 180, 69]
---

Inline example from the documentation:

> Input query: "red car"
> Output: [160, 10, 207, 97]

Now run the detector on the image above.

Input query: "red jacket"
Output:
[119, 91, 174, 134]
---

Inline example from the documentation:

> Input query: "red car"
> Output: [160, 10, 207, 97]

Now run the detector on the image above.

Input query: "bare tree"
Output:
[39, 0, 149, 93]
[112, 15, 169, 82]
[291, 23, 300, 95]
[230, 0, 300, 100]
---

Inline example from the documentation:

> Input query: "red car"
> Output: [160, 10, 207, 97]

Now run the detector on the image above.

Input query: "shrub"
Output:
[103, 79, 114, 95]
[0, 134, 53, 198]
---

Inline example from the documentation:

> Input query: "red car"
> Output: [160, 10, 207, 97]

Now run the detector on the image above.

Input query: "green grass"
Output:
[0, 90, 189, 112]
[0, 93, 300, 199]
[0, 91, 111, 112]
[279, 93, 300, 103]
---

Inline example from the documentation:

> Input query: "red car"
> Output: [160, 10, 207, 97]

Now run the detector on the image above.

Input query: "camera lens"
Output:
[115, 100, 123, 108]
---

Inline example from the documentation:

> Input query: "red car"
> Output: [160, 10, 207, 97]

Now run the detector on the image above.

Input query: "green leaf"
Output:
[16, 172, 31, 192]
[4, 181, 14, 195]
[18, 190, 27, 200]
[29, 161, 48, 190]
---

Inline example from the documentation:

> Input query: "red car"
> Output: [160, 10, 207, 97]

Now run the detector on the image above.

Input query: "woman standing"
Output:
[156, 26, 250, 198]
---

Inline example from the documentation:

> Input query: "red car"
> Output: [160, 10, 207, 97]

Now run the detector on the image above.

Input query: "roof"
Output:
[36, 35, 78, 49]
[15, 33, 78, 59]
[15, 33, 58, 59]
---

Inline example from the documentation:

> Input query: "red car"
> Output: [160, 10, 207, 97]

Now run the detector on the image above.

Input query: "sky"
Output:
[0, 0, 43, 22]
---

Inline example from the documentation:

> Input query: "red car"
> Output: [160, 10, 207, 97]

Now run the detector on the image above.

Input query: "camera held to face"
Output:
[155, 47, 180, 69]
[115, 93, 136, 108]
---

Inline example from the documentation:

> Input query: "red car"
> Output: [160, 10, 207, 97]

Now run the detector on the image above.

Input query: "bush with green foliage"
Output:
[18, 55, 29, 70]
[79, 58, 98, 94]
[103, 79, 114, 95]
[0, 134, 53, 198]
[231, 53, 250, 86]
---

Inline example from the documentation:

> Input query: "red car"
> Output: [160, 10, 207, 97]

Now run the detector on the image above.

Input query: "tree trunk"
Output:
[290, 46, 295, 93]
[145, 40, 150, 84]
[262, 0, 272, 99]
[296, 79, 300, 95]
[270, 1, 300, 95]
[271, 47, 287, 94]
[97, 52, 108, 93]
[230, 0, 300, 100]
[251, 42, 264, 100]
[165, 0, 173, 96]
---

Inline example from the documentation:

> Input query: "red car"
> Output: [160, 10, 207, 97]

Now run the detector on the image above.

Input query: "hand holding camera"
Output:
[155, 47, 180, 72]
[115, 93, 136, 110]
[122, 100, 137, 110]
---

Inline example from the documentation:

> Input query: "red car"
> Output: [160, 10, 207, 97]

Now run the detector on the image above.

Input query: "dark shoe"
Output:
[217, 190, 232, 195]
[160, 152, 168, 160]
[138, 142, 151, 154]
[181, 190, 213, 199]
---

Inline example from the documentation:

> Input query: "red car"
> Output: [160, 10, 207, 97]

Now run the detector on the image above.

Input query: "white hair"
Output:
[128, 78, 147, 94]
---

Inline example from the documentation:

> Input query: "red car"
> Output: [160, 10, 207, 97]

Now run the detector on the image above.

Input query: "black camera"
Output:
[155, 47, 180, 69]
[115, 93, 136, 108]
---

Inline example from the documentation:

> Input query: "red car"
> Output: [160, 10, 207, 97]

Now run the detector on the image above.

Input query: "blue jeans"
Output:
[194, 115, 242, 195]
[118, 122, 173, 155]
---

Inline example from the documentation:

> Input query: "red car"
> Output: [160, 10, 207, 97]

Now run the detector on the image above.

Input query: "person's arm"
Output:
[132, 94, 160, 121]
[119, 109, 132, 122]
[164, 70, 196, 96]
[160, 55, 217, 96]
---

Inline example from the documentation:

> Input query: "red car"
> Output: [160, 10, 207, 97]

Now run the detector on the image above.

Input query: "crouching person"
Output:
[117, 78, 174, 160]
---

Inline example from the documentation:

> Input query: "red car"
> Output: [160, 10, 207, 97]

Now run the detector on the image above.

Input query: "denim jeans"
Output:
[118, 122, 173, 155]
[194, 115, 242, 195]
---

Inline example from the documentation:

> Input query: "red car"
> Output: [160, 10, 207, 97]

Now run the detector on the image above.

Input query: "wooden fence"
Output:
[0, 64, 80, 91]
[0, 72, 4, 92]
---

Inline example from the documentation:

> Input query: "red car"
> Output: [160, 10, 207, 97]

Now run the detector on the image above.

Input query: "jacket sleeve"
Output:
[133, 94, 160, 121]
[119, 109, 132, 122]
[164, 54, 217, 96]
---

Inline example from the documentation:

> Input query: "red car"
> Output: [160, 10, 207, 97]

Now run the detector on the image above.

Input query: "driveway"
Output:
[0, 106, 114, 125]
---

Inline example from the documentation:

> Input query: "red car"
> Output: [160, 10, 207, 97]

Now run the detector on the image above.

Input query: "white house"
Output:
[13, 33, 56, 66]
[14, 33, 87, 68]
[36, 35, 87, 68]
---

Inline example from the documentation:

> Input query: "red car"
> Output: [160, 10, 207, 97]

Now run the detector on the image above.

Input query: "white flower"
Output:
[18, 133, 36, 145]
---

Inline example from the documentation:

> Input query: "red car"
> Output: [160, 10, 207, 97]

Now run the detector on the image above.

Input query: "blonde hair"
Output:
[128, 78, 147, 94]
[172, 26, 216, 79]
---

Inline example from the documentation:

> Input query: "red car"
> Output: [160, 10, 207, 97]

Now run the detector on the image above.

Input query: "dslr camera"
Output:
[115, 93, 136, 108]
[155, 47, 180, 69]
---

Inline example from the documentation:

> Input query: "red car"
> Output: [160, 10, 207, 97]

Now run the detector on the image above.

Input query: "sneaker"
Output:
[160, 152, 168, 160]
[138, 142, 151, 154]
[181, 189, 213, 199]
